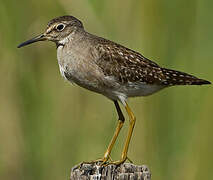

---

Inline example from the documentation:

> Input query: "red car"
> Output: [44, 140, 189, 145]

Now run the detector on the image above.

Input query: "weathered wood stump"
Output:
[70, 162, 151, 180]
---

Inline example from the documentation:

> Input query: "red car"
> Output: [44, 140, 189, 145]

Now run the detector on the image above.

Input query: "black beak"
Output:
[17, 34, 46, 48]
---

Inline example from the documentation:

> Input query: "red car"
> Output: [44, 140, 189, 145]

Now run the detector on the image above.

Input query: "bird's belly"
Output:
[117, 82, 165, 97]
[59, 62, 165, 99]
[58, 62, 106, 95]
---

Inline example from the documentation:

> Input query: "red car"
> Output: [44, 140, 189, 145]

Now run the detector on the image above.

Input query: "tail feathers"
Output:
[191, 79, 211, 85]
[161, 68, 211, 86]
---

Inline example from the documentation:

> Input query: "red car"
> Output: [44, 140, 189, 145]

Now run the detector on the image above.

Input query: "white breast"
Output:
[57, 45, 67, 80]
[59, 64, 67, 80]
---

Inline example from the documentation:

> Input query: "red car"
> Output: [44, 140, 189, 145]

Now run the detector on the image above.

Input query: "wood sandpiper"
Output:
[18, 15, 211, 165]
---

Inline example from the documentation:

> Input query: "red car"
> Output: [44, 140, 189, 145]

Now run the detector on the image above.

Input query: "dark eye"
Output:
[56, 24, 65, 31]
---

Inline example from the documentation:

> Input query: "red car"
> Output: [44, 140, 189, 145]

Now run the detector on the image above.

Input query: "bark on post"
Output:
[70, 162, 151, 180]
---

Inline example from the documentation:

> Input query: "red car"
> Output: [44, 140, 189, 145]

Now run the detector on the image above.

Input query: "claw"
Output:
[79, 155, 133, 167]
[82, 157, 109, 166]
[108, 159, 125, 165]
[126, 156, 133, 163]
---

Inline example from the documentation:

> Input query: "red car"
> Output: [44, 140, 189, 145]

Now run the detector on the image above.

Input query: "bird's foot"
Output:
[80, 156, 113, 166]
[107, 156, 133, 166]
[79, 156, 133, 167]
[107, 156, 127, 166]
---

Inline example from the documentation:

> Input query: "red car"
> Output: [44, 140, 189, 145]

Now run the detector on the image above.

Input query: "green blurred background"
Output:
[0, 0, 212, 179]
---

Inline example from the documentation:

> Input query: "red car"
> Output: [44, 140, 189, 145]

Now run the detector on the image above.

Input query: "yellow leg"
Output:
[100, 120, 124, 164]
[82, 119, 123, 165]
[83, 101, 135, 166]
[111, 102, 136, 165]
[88, 101, 125, 165]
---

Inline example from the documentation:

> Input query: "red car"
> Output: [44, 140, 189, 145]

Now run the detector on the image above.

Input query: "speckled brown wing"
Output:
[94, 39, 210, 86]
[160, 68, 210, 85]
[95, 41, 166, 85]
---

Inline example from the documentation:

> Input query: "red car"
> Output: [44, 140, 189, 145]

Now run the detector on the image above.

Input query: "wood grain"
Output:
[70, 162, 151, 180]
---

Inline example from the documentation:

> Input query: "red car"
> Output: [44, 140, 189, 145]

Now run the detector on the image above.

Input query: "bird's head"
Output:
[18, 15, 84, 48]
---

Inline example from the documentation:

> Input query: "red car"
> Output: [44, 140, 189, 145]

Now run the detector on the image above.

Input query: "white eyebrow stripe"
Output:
[46, 26, 54, 33]
[46, 22, 68, 34]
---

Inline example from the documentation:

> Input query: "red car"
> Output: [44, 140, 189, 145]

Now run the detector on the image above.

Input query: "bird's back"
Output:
[91, 34, 210, 87]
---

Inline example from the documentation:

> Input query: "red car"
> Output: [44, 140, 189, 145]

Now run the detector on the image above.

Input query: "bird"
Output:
[18, 15, 211, 165]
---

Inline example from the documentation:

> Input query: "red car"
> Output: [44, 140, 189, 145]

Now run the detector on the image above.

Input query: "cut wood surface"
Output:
[70, 162, 151, 180]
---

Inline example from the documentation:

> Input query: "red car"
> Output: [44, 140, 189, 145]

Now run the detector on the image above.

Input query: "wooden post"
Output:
[70, 162, 151, 180]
